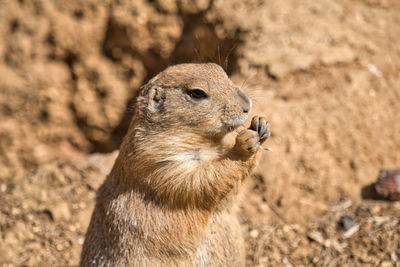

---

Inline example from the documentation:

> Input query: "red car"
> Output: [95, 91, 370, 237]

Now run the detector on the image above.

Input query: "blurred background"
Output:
[0, 0, 399, 265]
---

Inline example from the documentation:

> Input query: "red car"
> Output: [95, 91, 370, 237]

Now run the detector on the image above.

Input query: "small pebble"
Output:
[338, 215, 356, 231]
[0, 184, 6, 192]
[249, 229, 259, 238]
[282, 257, 293, 267]
[77, 237, 84, 245]
[56, 243, 64, 251]
[342, 224, 360, 239]
[307, 231, 324, 244]
[391, 251, 398, 262]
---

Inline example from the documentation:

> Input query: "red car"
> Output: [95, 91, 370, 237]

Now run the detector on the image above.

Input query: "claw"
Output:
[260, 124, 270, 140]
[250, 116, 260, 132]
[259, 117, 267, 136]
[260, 133, 268, 141]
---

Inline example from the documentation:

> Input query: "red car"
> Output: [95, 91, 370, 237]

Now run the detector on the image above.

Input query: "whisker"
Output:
[224, 44, 237, 72]
[240, 71, 259, 92]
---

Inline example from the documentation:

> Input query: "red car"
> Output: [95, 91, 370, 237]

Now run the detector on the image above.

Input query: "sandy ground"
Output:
[0, 0, 399, 265]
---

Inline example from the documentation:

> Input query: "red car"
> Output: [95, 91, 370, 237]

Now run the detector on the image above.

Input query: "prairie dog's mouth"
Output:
[226, 115, 249, 132]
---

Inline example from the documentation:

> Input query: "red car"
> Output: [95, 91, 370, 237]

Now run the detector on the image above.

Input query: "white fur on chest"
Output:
[167, 148, 220, 169]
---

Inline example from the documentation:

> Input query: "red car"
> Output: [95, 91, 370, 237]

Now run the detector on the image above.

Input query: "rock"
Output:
[307, 231, 324, 244]
[250, 229, 259, 238]
[342, 224, 360, 239]
[374, 169, 400, 201]
[282, 257, 294, 267]
[391, 251, 398, 262]
[373, 216, 391, 226]
[338, 215, 356, 231]
[77, 237, 84, 245]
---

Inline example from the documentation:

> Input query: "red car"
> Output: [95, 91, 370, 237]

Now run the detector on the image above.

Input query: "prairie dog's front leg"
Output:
[213, 116, 271, 187]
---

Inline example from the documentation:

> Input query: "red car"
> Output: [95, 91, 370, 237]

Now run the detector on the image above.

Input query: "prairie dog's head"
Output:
[136, 63, 252, 138]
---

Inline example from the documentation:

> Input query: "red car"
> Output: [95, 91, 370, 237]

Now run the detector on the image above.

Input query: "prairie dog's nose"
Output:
[238, 90, 252, 114]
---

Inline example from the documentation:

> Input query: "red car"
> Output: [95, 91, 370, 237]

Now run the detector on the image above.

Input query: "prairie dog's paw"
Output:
[250, 116, 270, 144]
[233, 116, 270, 156]
[234, 129, 260, 156]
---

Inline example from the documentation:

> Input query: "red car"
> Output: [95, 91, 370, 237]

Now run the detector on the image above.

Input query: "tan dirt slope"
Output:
[0, 0, 399, 265]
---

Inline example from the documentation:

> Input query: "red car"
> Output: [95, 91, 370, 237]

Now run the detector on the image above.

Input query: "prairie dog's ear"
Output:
[147, 84, 165, 112]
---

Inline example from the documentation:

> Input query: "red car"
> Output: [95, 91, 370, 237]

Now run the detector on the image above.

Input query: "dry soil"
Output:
[0, 0, 399, 266]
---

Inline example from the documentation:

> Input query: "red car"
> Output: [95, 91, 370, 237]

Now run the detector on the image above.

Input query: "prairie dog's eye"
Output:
[187, 88, 208, 99]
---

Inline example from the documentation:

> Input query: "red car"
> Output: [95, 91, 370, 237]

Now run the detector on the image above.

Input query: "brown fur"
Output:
[80, 63, 270, 266]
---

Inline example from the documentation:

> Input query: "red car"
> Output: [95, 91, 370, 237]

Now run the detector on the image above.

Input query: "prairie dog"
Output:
[80, 63, 270, 266]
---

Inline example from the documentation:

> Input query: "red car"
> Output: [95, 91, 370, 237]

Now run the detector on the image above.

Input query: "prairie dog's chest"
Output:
[167, 147, 221, 168]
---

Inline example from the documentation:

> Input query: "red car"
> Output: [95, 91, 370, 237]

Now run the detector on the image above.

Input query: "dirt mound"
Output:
[1, 0, 400, 265]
